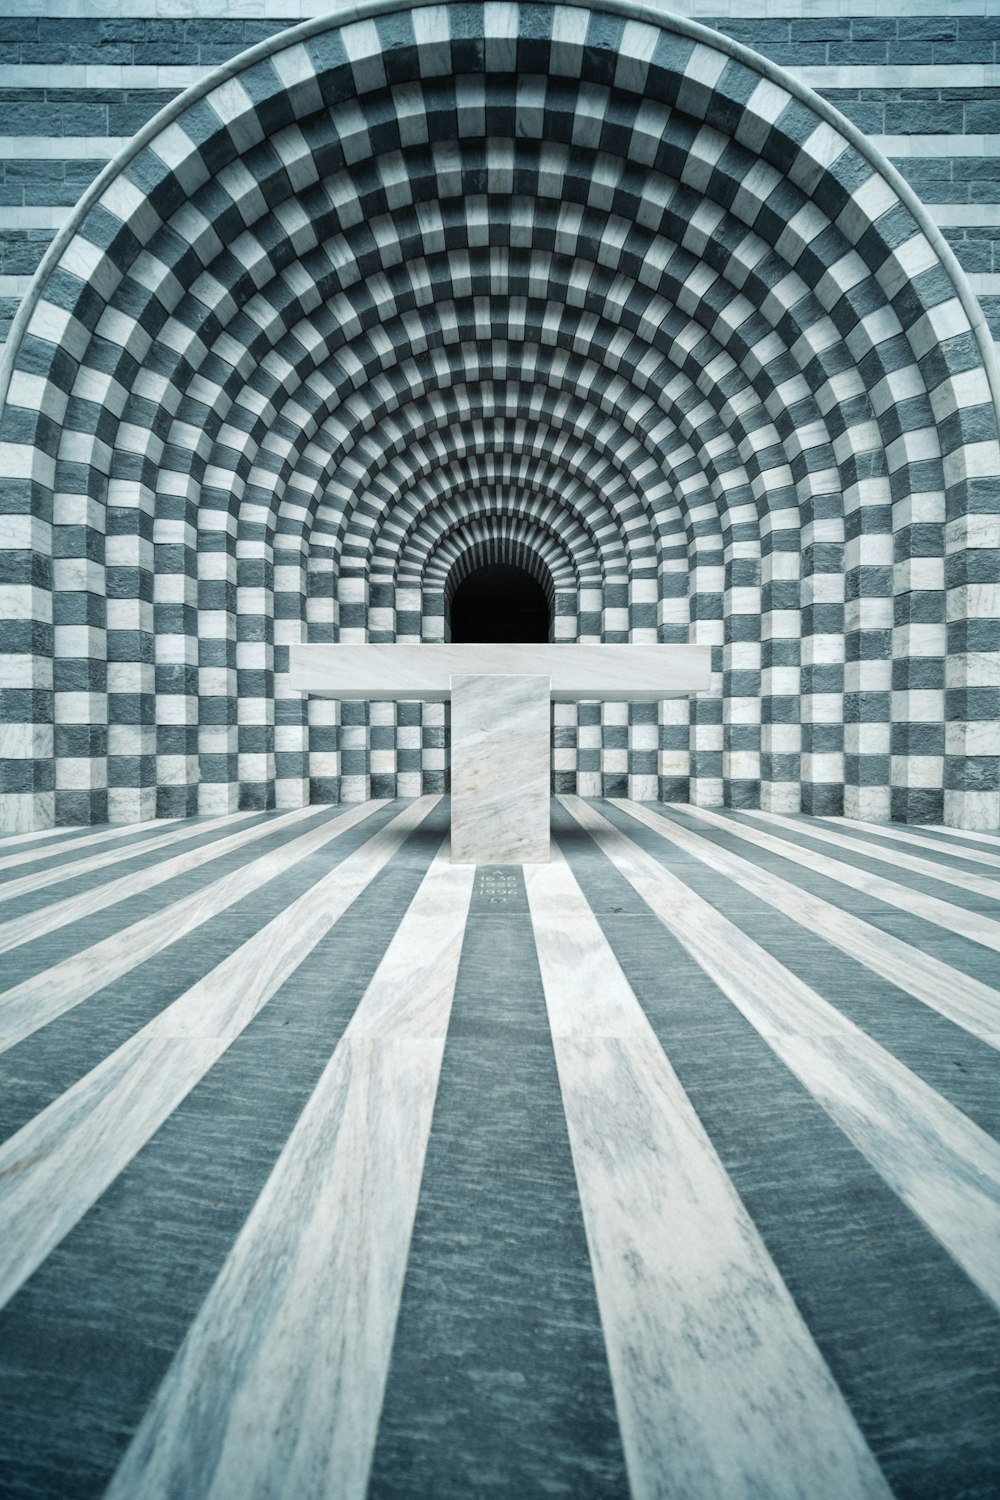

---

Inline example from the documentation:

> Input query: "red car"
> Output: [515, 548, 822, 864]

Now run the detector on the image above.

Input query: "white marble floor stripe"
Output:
[560, 797, 1000, 1312]
[744, 810, 1000, 903]
[678, 805, 1000, 955]
[0, 822, 122, 858]
[617, 801, 1000, 1047]
[0, 800, 389, 1055]
[102, 841, 474, 1500]
[0, 815, 186, 875]
[0, 796, 439, 1311]
[523, 846, 891, 1500]
[917, 825, 1000, 850]
[815, 815, 1000, 872]
[0, 805, 319, 956]
[0, 810, 253, 902]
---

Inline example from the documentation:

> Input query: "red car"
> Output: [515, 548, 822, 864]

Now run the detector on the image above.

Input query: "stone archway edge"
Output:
[1, 0, 999, 429]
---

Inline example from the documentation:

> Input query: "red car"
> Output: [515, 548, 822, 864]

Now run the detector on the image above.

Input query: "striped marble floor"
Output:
[0, 796, 998, 1500]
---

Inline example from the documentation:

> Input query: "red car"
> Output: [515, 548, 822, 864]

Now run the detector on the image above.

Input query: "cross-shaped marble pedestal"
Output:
[290, 643, 711, 863]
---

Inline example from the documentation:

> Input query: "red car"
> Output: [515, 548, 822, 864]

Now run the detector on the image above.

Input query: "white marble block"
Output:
[450, 675, 550, 865]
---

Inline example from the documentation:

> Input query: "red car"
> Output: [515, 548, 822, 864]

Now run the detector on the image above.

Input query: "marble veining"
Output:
[746, 810, 1000, 902]
[814, 815, 1000, 871]
[449, 675, 550, 865]
[922, 825, 1000, 849]
[0, 807, 316, 956]
[0, 798, 439, 1310]
[103, 848, 474, 1500]
[0, 810, 249, 904]
[524, 847, 890, 1500]
[681, 805, 1000, 954]
[561, 797, 1000, 1312]
[289, 641, 712, 702]
[0, 816, 185, 873]
[0, 800, 388, 1054]
[1, 800, 999, 1498]
[616, 801, 1000, 1045]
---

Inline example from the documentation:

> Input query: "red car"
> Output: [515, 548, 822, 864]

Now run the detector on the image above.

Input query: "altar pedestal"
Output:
[450, 675, 550, 864]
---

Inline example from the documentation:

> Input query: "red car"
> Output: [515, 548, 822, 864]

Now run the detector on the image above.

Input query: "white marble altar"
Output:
[450, 675, 550, 864]
[289, 643, 711, 702]
[289, 642, 711, 863]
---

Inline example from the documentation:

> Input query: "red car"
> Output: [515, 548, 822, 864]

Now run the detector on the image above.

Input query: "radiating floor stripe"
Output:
[599, 802, 1000, 1145]
[613, 801, 1000, 1047]
[102, 840, 474, 1500]
[524, 845, 890, 1500]
[0, 810, 252, 902]
[923, 824, 1000, 850]
[0, 805, 320, 954]
[815, 814, 1000, 872]
[552, 803, 1000, 1500]
[679, 803, 1000, 952]
[0, 797, 439, 1311]
[561, 796, 1000, 1311]
[0, 800, 385, 1055]
[368, 863, 628, 1499]
[1, 798, 997, 1500]
[0, 804, 451, 1500]
[0, 817, 183, 869]
[743, 809, 1000, 904]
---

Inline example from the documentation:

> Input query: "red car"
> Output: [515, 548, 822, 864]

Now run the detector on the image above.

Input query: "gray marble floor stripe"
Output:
[368, 865, 629, 1500]
[813, 814, 1000, 872]
[553, 803, 1000, 1500]
[604, 803, 1000, 1147]
[658, 806, 998, 994]
[0, 805, 320, 955]
[0, 817, 184, 870]
[524, 846, 890, 1500]
[0, 823, 97, 853]
[0, 801, 384, 1055]
[741, 809, 1000, 908]
[560, 797, 1000, 1312]
[0, 796, 440, 1312]
[614, 801, 1000, 1049]
[0, 808, 451, 1500]
[0, 804, 408, 1145]
[102, 841, 474, 1500]
[680, 804, 1000, 953]
[923, 825, 1000, 849]
[0, 811, 254, 903]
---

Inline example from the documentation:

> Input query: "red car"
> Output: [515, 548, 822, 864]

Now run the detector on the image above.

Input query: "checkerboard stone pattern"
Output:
[0, 2, 998, 831]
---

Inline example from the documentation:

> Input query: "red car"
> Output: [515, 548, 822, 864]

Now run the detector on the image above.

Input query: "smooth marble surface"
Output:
[618, 802, 1000, 1046]
[552, 806, 1000, 1500]
[0, 801, 387, 1054]
[0, 808, 300, 956]
[561, 797, 1000, 1313]
[0, 817, 185, 873]
[523, 847, 890, 1500]
[104, 846, 474, 1500]
[368, 872, 629, 1499]
[450, 675, 550, 865]
[814, 815, 1000, 871]
[747, 810, 1000, 903]
[682, 805, 1000, 954]
[0, 798, 440, 1310]
[289, 642, 712, 702]
[3, 800, 1000, 1498]
[0, 810, 247, 904]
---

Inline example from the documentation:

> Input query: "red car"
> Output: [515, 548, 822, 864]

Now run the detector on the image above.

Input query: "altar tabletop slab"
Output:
[289, 642, 711, 701]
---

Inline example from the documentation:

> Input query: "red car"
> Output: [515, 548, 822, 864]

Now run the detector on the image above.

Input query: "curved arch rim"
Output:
[1, 0, 997, 431]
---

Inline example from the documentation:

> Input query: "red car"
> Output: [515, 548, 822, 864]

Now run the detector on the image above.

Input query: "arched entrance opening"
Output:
[447, 564, 551, 644]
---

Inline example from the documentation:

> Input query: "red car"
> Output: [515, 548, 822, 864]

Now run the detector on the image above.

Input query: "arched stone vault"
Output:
[1, 1, 997, 830]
